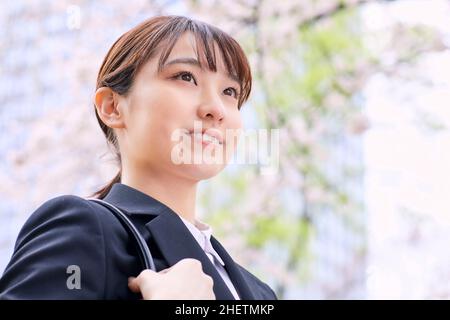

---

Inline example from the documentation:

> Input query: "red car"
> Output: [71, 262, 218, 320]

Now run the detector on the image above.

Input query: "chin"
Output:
[177, 163, 225, 181]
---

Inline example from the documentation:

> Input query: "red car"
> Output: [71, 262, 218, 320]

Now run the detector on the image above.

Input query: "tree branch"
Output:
[298, 0, 399, 29]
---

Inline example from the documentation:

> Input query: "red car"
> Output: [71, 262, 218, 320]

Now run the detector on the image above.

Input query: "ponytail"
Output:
[87, 170, 121, 199]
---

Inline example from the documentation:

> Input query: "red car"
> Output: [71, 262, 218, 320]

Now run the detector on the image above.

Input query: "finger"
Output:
[128, 276, 141, 293]
[159, 266, 173, 274]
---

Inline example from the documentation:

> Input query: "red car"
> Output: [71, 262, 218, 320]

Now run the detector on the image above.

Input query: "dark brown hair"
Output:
[88, 15, 253, 199]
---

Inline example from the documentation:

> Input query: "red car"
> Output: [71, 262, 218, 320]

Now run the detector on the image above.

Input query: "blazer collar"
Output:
[101, 183, 255, 300]
[102, 182, 170, 216]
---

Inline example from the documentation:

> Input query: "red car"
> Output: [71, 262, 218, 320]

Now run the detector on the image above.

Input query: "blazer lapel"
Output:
[145, 211, 235, 300]
[102, 183, 246, 300]
[210, 237, 256, 300]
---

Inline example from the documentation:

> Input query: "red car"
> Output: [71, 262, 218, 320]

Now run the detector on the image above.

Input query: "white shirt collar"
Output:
[178, 215, 225, 266]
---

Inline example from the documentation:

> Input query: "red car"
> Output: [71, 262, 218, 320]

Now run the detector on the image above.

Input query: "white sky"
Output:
[362, 0, 450, 299]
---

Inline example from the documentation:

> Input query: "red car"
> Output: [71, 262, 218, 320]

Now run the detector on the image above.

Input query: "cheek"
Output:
[127, 93, 169, 151]
[227, 110, 243, 130]
[153, 86, 195, 124]
[224, 111, 243, 154]
[134, 87, 179, 129]
[147, 100, 193, 157]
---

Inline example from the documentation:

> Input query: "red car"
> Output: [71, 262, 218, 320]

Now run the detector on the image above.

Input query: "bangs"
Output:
[153, 17, 252, 108]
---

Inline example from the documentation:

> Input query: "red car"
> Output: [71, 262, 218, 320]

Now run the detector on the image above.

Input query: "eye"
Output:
[174, 71, 197, 85]
[224, 87, 239, 99]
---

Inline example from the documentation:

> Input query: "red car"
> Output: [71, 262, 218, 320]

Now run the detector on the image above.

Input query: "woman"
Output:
[0, 15, 277, 300]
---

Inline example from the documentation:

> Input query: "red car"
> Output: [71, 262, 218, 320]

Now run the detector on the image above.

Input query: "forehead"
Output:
[161, 32, 230, 76]
[167, 33, 198, 57]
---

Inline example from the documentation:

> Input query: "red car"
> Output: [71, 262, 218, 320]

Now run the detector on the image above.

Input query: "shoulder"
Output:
[22, 194, 115, 225]
[14, 195, 111, 251]
[235, 264, 278, 300]
[20, 194, 101, 229]
[15, 195, 127, 250]
[13, 194, 133, 277]
[0, 195, 130, 299]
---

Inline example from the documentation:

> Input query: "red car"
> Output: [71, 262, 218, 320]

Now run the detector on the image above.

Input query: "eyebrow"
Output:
[163, 57, 241, 86]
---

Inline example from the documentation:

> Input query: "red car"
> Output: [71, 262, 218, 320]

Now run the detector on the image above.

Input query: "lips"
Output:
[187, 128, 224, 145]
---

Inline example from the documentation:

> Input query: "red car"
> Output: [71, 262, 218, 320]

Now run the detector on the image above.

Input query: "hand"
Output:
[128, 258, 216, 300]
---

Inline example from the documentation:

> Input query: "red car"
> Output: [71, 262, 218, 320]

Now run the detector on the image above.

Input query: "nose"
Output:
[196, 90, 225, 124]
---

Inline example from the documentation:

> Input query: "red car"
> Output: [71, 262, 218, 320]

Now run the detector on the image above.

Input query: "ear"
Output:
[94, 87, 126, 129]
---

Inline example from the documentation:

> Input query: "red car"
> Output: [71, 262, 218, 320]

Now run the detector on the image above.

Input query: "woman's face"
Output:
[116, 32, 243, 182]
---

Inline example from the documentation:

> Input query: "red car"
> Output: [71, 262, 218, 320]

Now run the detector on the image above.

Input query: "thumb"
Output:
[128, 276, 140, 293]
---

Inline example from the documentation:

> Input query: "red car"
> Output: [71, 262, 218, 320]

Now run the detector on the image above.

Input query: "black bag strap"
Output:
[88, 198, 156, 271]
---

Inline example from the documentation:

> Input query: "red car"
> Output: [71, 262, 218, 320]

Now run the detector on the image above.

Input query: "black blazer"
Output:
[0, 183, 277, 300]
